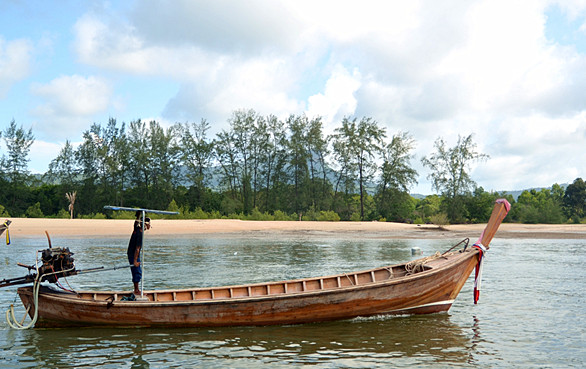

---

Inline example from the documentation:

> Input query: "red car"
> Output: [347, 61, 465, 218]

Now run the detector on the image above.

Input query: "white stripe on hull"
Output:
[385, 299, 455, 314]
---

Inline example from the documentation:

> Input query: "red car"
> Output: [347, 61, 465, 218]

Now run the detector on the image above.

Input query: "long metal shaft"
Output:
[0, 264, 133, 288]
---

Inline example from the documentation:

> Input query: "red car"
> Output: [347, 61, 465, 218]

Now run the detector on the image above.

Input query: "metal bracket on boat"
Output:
[442, 238, 470, 256]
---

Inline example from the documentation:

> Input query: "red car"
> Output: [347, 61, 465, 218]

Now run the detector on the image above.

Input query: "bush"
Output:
[56, 209, 70, 219]
[246, 208, 276, 221]
[79, 212, 107, 219]
[430, 213, 449, 228]
[273, 210, 292, 221]
[0, 204, 10, 217]
[25, 202, 44, 218]
[350, 212, 362, 221]
[191, 207, 209, 219]
[412, 217, 424, 224]
[111, 211, 135, 220]
[316, 210, 340, 221]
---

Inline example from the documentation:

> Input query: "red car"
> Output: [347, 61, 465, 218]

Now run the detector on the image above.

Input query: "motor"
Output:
[0, 247, 77, 288]
[39, 247, 76, 283]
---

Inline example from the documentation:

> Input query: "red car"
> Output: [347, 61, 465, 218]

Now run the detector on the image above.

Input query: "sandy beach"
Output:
[3, 218, 585, 240]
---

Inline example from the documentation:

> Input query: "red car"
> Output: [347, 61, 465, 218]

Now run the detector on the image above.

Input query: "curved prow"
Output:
[45, 230, 52, 248]
[477, 199, 511, 249]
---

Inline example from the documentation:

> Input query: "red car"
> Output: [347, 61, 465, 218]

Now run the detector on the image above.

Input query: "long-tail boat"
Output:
[5, 200, 510, 328]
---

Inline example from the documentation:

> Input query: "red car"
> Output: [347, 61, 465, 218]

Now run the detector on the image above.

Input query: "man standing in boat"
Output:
[127, 211, 150, 296]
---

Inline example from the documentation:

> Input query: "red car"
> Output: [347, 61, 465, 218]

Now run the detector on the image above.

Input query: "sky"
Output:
[1, 0, 585, 195]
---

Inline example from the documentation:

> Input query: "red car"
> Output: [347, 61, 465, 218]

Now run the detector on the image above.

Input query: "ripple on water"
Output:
[0, 237, 584, 368]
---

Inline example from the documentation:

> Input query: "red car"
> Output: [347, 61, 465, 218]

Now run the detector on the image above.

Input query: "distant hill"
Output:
[410, 184, 569, 201]
[503, 183, 568, 200]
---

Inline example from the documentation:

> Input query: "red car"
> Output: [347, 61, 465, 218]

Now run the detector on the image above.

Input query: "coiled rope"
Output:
[5, 275, 41, 330]
[5, 251, 75, 330]
[405, 251, 443, 275]
[404, 239, 469, 275]
[6, 249, 42, 330]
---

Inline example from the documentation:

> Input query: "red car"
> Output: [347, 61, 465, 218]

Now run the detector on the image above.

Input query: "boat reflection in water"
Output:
[14, 314, 472, 368]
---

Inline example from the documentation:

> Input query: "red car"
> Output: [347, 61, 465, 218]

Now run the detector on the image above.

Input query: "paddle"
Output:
[477, 198, 511, 250]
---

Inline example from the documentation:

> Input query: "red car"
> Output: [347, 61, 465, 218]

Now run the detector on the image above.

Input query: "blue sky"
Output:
[1, 0, 585, 195]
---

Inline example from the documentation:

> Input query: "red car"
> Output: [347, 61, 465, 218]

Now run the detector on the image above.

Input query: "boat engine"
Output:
[0, 247, 77, 288]
[39, 247, 76, 283]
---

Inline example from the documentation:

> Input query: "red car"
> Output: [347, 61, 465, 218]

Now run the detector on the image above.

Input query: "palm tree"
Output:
[65, 191, 77, 219]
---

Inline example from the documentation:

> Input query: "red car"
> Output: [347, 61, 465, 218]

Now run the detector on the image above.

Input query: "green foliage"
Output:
[273, 210, 293, 221]
[178, 119, 214, 191]
[0, 204, 10, 217]
[246, 208, 275, 221]
[563, 178, 586, 222]
[2, 120, 35, 216]
[375, 189, 416, 222]
[111, 211, 136, 220]
[465, 187, 507, 223]
[167, 199, 179, 212]
[3, 112, 582, 225]
[349, 211, 362, 221]
[221, 196, 243, 215]
[510, 188, 566, 224]
[79, 212, 107, 219]
[415, 195, 442, 223]
[56, 209, 70, 219]
[430, 213, 450, 228]
[301, 207, 340, 221]
[25, 202, 44, 218]
[191, 207, 210, 219]
[421, 134, 489, 223]
[378, 132, 418, 193]
[330, 116, 386, 220]
[316, 210, 341, 221]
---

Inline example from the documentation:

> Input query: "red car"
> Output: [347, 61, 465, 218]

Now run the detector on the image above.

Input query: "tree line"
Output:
[1, 114, 584, 224]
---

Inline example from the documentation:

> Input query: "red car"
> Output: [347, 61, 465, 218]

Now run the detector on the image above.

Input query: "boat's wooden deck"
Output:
[76, 263, 423, 303]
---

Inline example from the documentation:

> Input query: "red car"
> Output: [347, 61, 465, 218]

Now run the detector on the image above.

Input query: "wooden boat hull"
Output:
[17, 249, 480, 328]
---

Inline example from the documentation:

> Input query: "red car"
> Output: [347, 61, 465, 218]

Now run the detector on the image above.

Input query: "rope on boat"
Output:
[405, 239, 468, 275]
[5, 250, 76, 330]
[405, 251, 455, 275]
[5, 275, 41, 330]
[405, 251, 442, 275]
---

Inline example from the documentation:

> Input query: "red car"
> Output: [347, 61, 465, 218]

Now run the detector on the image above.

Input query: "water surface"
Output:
[1, 234, 584, 368]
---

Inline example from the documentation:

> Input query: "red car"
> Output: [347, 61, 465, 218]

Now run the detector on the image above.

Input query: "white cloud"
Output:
[30, 75, 112, 139]
[161, 57, 305, 128]
[32, 75, 111, 116]
[475, 112, 586, 190]
[28, 140, 64, 174]
[0, 37, 33, 98]
[306, 65, 361, 130]
[18, 0, 586, 191]
[73, 13, 154, 74]
[131, 0, 303, 55]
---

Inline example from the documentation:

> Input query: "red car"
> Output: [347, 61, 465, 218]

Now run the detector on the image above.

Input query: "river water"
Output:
[0, 233, 584, 368]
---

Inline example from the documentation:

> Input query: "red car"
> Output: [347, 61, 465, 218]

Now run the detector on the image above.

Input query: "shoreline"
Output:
[3, 218, 586, 240]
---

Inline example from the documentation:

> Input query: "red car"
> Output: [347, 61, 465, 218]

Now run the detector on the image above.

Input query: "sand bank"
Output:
[3, 218, 585, 240]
